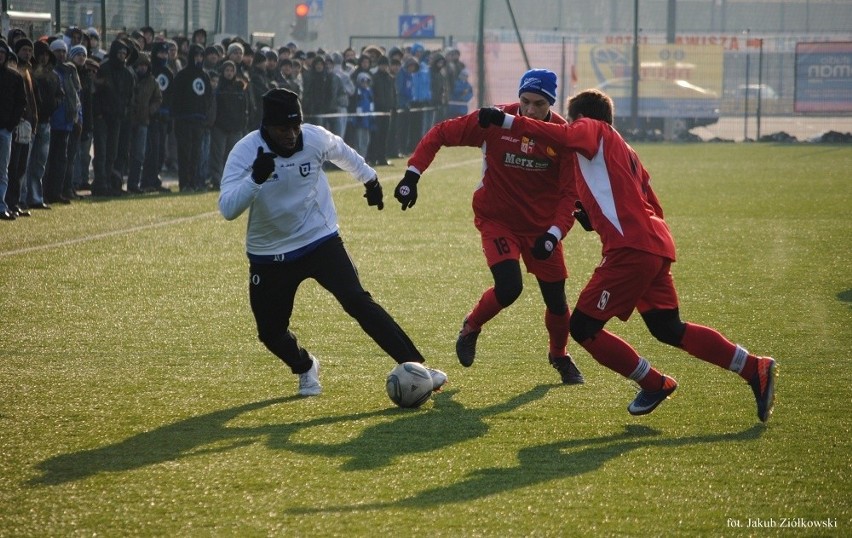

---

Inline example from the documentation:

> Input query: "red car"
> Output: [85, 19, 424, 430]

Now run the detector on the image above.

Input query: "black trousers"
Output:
[142, 119, 166, 189]
[248, 236, 423, 373]
[366, 115, 390, 164]
[174, 119, 204, 191]
[6, 141, 30, 209]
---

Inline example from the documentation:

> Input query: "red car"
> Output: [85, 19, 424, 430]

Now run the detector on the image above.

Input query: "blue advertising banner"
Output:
[307, 0, 324, 19]
[795, 42, 852, 113]
[399, 15, 435, 38]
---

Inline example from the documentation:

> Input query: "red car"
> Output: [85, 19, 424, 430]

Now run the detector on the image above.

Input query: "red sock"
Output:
[545, 308, 570, 357]
[580, 330, 664, 390]
[465, 287, 503, 331]
[680, 323, 758, 380]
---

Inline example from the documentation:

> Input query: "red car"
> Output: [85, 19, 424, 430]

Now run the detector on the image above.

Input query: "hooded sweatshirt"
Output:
[0, 39, 27, 131]
[94, 39, 136, 119]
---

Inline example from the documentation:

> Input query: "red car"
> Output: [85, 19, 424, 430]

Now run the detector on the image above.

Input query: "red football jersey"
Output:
[407, 103, 578, 236]
[507, 116, 676, 261]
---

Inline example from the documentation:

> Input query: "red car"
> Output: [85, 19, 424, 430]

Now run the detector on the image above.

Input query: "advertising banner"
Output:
[575, 43, 723, 121]
[794, 42, 852, 113]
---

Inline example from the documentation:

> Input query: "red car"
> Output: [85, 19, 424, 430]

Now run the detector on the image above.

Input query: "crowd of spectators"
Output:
[0, 24, 474, 221]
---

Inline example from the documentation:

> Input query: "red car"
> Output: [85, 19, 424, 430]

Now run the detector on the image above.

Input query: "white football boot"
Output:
[424, 366, 448, 391]
[298, 354, 322, 396]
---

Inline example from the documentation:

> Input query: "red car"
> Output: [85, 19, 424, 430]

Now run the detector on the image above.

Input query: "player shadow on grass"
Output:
[286, 423, 765, 514]
[28, 396, 390, 487]
[28, 386, 552, 487]
[271, 385, 553, 471]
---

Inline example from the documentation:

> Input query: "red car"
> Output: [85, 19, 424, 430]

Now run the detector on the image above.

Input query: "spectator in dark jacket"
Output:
[126, 52, 162, 193]
[23, 40, 61, 210]
[275, 58, 302, 97]
[72, 56, 97, 192]
[6, 38, 38, 217]
[428, 52, 450, 124]
[248, 50, 273, 131]
[209, 60, 248, 190]
[0, 38, 27, 220]
[171, 43, 213, 191]
[92, 38, 136, 196]
[142, 41, 174, 192]
[366, 55, 395, 166]
[301, 55, 334, 125]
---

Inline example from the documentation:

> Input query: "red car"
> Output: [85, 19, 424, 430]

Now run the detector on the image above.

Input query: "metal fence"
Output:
[4, 0, 219, 41]
[5, 0, 850, 142]
[463, 31, 852, 142]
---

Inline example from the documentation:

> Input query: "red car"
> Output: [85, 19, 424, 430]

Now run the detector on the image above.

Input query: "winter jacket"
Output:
[171, 45, 214, 124]
[0, 43, 27, 131]
[94, 40, 136, 120]
[76, 62, 96, 134]
[30, 41, 62, 124]
[50, 61, 81, 131]
[213, 76, 249, 133]
[150, 42, 175, 119]
[130, 68, 163, 126]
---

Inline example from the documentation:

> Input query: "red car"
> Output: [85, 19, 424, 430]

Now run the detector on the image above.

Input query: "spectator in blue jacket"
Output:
[42, 39, 81, 204]
[447, 68, 473, 118]
[351, 71, 375, 158]
[395, 56, 417, 154]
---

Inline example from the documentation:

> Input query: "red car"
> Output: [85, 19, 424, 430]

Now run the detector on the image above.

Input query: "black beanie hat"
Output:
[14, 37, 34, 54]
[262, 88, 302, 126]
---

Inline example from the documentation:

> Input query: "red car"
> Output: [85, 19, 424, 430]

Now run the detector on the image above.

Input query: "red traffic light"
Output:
[295, 3, 310, 18]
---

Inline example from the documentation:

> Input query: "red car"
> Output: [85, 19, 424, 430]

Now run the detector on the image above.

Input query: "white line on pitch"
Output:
[0, 159, 482, 258]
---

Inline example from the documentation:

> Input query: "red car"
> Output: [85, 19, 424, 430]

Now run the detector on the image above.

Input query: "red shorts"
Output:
[475, 217, 568, 282]
[575, 248, 679, 322]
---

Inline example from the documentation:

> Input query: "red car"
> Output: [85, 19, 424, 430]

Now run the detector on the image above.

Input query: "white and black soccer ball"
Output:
[386, 362, 433, 408]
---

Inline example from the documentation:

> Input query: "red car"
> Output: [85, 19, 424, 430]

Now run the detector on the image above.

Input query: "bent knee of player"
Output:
[569, 309, 605, 343]
[494, 280, 523, 306]
[642, 308, 686, 347]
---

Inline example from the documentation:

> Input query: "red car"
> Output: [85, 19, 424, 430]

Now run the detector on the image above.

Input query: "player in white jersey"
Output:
[219, 88, 447, 397]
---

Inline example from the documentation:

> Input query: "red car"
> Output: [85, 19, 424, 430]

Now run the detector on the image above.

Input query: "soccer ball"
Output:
[386, 362, 434, 408]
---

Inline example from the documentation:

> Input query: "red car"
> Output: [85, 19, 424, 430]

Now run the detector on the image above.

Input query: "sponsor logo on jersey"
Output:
[503, 152, 550, 171]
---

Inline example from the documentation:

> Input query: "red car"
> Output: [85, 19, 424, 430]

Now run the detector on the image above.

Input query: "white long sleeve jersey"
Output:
[218, 124, 377, 256]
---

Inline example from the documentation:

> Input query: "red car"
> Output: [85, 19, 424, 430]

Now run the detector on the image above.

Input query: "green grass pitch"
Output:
[1, 143, 850, 536]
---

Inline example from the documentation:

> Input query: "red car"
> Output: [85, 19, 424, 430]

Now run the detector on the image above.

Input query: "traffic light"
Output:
[291, 3, 309, 41]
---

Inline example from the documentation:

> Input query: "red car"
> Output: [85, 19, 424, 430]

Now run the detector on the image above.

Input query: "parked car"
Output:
[577, 77, 721, 136]
[735, 84, 779, 101]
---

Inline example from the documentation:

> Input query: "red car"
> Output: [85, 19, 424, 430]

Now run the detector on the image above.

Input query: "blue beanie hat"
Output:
[69, 45, 88, 61]
[518, 68, 557, 105]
